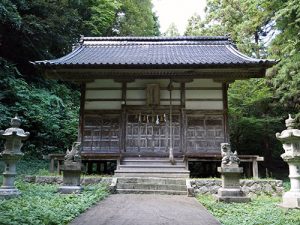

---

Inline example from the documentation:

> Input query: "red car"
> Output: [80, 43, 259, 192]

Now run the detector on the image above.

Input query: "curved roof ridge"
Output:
[82, 36, 229, 42]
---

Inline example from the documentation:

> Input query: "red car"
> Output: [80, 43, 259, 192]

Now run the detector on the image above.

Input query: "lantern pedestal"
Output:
[0, 116, 29, 199]
[279, 159, 300, 208]
[276, 114, 300, 209]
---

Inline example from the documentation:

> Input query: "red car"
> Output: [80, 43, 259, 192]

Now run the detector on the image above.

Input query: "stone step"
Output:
[117, 183, 187, 191]
[114, 171, 190, 178]
[119, 165, 186, 170]
[117, 177, 186, 185]
[117, 188, 187, 195]
[121, 160, 185, 166]
[122, 157, 184, 161]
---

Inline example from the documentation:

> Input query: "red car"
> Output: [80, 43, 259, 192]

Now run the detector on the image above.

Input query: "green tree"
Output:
[81, 0, 120, 36]
[0, 0, 82, 74]
[268, 0, 300, 116]
[184, 13, 204, 36]
[164, 22, 180, 36]
[228, 79, 283, 162]
[0, 59, 79, 156]
[113, 0, 160, 36]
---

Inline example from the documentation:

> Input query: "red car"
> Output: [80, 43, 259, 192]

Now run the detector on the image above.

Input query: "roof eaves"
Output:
[39, 61, 272, 70]
[226, 45, 277, 66]
[32, 45, 84, 66]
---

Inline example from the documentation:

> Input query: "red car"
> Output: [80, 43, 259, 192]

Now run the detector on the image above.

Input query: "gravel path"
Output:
[70, 194, 220, 225]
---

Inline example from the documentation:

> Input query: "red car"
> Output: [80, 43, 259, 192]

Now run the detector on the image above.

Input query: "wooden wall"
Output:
[82, 78, 226, 155]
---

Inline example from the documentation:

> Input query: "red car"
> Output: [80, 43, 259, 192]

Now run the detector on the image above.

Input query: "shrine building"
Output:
[34, 36, 275, 178]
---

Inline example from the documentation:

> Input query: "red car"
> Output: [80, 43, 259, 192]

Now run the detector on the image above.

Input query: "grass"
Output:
[197, 194, 300, 225]
[0, 158, 110, 225]
[0, 182, 109, 225]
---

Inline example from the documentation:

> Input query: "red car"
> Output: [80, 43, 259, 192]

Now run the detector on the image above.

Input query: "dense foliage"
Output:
[0, 182, 108, 225]
[185, 0, 300, 169]
[197, 194, 300, 225]
[0, 0, 159, 157]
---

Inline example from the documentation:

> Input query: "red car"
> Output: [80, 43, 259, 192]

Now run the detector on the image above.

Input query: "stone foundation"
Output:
[24, 176, 284, 196]
[190, 179, 283, 196]
[24, 175, 112, 185]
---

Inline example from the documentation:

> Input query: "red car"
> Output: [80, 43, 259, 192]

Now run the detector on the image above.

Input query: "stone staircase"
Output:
[114, 157, 190, 195]
[116, 177, 187, 195]
[114, 157, 190, 178]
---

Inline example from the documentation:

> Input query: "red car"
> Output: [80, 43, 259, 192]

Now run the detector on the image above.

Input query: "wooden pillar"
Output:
[252, 158, 259, 178]
[87, 162, 93, 174]
[121, 82, 127, 153]
[222, 83, 229, 142]
[79, 83, 86, 144]
[96, 162, 101, 173]
[49, 158, 54, 173]
[104, 162, 108, 174]
[57, 160, 62, 175]
[121, 82, 127, 104]
[180, 82, 185, 107]
[180, 82, 186, 154]
[247, 162, 251, 177]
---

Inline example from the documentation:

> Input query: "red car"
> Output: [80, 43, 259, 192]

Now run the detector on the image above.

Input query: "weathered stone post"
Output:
[276, 114, 300, 208]
[58, 142, 83, 194]
[0, 115, 30, 198]
[216, 143, 250, 203]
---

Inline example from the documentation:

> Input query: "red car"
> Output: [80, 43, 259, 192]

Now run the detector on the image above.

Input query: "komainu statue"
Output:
[221, 143, 240, 166]
[65, 142, 81, 163]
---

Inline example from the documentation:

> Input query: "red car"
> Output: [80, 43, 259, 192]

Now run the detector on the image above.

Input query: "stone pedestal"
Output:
[217, 167, 250, 203]
[0, 153, 23, 198]
[58, 142, 83, 194]
[0, 116, 29, 199]
[276, 114, 300, 209]
[216, 143, 250, 203]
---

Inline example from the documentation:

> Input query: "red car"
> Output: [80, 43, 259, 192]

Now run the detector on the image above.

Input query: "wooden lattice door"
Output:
[125, 113, 180, 155]
[83, 115, 120, 153]
[186, 115, 224, 153]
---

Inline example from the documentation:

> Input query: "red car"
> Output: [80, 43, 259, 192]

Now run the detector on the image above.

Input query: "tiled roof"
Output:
[34, 36, 276, 68]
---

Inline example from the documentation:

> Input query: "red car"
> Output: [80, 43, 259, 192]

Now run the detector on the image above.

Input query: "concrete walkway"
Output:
[70, 194, 221, 225]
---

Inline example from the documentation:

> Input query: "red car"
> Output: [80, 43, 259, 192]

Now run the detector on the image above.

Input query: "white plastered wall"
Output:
[84, 79, 224, 110]
[185, 79, 223, 110]
[85, 79, 122, 110]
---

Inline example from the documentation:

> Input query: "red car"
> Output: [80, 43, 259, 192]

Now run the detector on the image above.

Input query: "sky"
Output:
[152, 0, 207, 35]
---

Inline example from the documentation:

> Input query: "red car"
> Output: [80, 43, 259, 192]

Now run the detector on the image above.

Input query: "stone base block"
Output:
[218, 188, 244, 196]
[216, 195, 251, 203]
[216, 188, 250, 203]
[279, 191, 300, 209]
[58, 185, 83, 194]
[0, 188, 21, 199]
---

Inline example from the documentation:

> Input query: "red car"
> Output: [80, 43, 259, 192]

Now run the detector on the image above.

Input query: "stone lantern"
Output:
[276, 114, 300, 208]
[0, 115, 30, 198]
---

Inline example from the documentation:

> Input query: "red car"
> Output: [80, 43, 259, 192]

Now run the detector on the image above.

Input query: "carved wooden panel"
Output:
[126, 114, 180, 154]
[83, 115, 120, 152]
[186, 115, 224, 153]
[146, 84, 160, 106]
